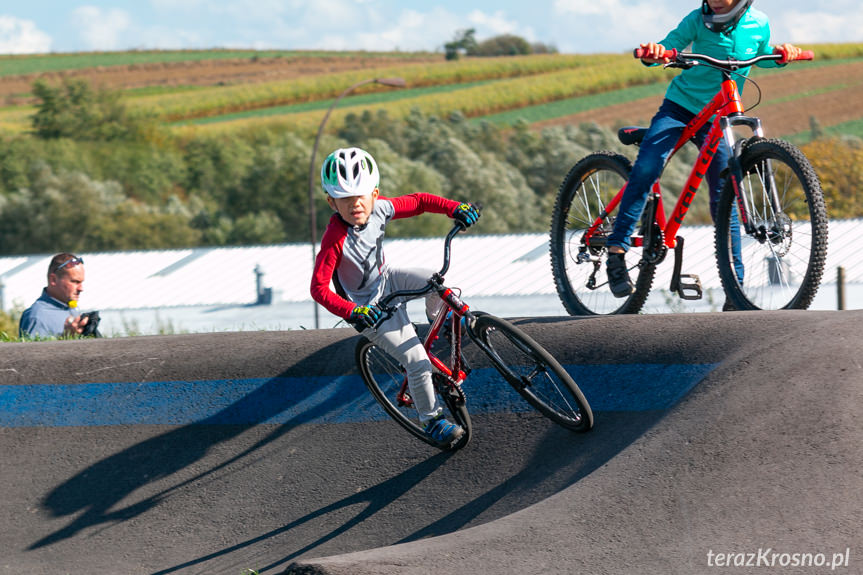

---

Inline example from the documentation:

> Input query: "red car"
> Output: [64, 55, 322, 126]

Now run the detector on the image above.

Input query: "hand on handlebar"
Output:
[452, 202, 481, 228]
[634, 43, 676, 64]
[349, 304, 383, 332]
[773, 43, 810, 64]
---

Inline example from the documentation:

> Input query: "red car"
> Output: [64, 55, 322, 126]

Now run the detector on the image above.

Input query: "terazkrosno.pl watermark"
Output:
[707, 548, 851, 569]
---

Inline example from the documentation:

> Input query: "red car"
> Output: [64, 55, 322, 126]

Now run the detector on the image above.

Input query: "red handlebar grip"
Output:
[798, 50, 814, 61]
[633, 47, 677, 60]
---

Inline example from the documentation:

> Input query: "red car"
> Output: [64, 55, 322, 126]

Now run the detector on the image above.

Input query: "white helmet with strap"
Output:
[321, 147, 379, 198]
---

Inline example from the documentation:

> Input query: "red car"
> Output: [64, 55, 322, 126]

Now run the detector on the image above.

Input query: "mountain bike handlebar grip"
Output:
[633, 48, 678, 60]
[798, 50, 814, 61]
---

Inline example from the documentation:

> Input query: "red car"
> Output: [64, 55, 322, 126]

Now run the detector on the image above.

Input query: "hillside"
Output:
[1, 46, 862, 139]
[0, 46, 862, 258]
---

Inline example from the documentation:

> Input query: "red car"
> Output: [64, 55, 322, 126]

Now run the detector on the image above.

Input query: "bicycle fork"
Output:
[721, 116, 784, 236]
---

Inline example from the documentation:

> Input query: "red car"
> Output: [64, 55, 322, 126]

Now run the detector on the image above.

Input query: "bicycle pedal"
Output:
[676, 274, 703, 300]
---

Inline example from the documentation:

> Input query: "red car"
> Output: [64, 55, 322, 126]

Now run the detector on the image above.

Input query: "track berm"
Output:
[1, 310, 859, 574]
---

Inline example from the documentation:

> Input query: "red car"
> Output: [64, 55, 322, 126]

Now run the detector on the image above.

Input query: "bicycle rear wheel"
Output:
[470, 314, 593, 432]
[550, 152, 655, 315]
[716, 138, 828, 310]
[355, 337, 471, 451]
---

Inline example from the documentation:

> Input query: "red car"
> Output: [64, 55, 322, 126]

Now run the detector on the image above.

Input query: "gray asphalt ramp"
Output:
[1, 311, 860, 575]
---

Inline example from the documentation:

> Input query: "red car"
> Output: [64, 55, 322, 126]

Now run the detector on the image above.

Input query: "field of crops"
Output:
[1, 43, 862, 140]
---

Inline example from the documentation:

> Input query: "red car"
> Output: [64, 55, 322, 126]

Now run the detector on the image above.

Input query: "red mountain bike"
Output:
[356, 223, 594, 451]
[550, 49, 828, 315]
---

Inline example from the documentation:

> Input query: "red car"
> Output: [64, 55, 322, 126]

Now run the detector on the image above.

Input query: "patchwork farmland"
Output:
[1, 45, 862, 140]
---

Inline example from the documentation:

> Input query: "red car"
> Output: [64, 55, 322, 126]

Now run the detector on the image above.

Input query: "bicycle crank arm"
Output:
[669, 236, 703, 300]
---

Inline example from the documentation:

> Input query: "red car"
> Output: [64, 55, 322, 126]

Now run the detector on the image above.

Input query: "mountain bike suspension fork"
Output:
[721, 115, 781, 235]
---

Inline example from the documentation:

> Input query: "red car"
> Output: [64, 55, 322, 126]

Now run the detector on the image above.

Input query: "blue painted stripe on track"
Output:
[0, 363, 717, 428]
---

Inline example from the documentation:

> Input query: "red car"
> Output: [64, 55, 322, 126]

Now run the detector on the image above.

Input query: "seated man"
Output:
[19, 253, 95, 338]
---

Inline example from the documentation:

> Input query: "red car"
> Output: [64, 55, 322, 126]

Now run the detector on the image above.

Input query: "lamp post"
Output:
[307, 76, 406, 328]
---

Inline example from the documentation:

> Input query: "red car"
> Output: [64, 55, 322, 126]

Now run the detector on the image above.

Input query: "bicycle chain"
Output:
[642, 222, 668, 265]
[433, 372, 467, 407]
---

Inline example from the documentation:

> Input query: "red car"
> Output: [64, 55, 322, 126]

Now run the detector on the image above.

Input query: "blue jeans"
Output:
[608, 99, 743, 281]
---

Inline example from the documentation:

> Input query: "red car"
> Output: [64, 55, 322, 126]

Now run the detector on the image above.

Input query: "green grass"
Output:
[787, 117, 863, 144]
[0, 49, 432, 77]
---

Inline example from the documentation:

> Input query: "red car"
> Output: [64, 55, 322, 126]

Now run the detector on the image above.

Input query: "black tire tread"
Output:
[715, 138, 828, 310]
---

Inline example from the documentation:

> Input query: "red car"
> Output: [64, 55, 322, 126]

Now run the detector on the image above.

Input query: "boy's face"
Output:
[327, 189, 379, 227]
[707, 0, 738, 14]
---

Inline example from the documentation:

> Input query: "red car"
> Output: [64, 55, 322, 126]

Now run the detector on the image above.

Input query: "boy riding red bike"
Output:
[605, 0, 805, 310]
[309, 147, 480, 445]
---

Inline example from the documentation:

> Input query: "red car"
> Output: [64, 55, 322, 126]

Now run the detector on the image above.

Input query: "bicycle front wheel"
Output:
[355, 337, 471, 451]
[550, 152, 655, 315]
[716, 138, 828, 310]
[471, 315, 593, 432]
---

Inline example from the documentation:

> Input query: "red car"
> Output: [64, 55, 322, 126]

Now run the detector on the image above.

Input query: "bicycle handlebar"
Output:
[633, 48, 814, 68]
[375, 222, 467, 312]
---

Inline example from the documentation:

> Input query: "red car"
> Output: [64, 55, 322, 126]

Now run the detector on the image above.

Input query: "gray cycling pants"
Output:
[360, 267, 442, 424]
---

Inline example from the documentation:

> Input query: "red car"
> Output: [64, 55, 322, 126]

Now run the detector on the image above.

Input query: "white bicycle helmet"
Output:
[702, 0, 753, 34]
[321, 147, 379, 198]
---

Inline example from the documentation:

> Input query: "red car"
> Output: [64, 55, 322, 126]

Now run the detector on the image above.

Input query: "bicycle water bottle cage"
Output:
[618, 126, 647, 147]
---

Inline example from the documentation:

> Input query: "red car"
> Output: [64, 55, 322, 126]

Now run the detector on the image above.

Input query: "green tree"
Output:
[30, 78, 152, 142]
[445, 28, 477, 61]
[802, 137, 863, 218]
[469, 34, 532, 57]
[229, 210, 287, 244]
[0, 163, 198, 254]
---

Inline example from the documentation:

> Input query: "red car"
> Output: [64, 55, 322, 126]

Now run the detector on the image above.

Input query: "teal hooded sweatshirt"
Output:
[658, 6, 783, 115]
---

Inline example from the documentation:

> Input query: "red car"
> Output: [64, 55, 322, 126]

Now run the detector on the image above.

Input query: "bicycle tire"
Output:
[550, 151, 656, 315]
[355, 337, 471, 451]
[470, 314, 593, 432]
[715, 138, 828, 310]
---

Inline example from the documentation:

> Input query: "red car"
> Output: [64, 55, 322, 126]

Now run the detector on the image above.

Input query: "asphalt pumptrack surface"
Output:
[1, 310, 860, 575]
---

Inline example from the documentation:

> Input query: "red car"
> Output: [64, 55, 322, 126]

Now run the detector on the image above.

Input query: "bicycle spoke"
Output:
[474, 315, 593, 431]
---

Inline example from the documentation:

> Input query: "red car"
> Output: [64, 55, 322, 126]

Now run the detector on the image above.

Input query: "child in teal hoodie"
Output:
[605, 0, 804, 300]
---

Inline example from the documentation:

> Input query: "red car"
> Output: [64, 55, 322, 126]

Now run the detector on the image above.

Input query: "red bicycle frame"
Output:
[585, 70, 752, 251]
[396, 287, 470, 407]
[585, 48, 814, 251]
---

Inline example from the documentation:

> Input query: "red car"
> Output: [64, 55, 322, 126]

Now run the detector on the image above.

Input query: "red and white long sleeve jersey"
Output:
[310, 193, 460, 319]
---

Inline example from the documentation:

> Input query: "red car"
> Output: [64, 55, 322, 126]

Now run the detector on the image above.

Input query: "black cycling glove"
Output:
[452, 203, 480, 227]
[349, 305, 383, 332]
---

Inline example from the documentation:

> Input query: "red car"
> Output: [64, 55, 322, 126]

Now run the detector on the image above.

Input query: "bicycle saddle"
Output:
[618, 126, 647, 146]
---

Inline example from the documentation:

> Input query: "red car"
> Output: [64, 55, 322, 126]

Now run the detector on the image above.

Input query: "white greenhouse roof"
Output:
[1, 219, 861, 314]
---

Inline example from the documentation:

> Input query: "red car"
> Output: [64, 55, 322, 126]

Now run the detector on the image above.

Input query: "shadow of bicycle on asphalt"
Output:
[28, 335, 363, 551]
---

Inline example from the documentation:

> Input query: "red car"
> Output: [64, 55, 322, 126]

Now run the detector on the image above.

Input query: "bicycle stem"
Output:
[373, 222, 468, 328]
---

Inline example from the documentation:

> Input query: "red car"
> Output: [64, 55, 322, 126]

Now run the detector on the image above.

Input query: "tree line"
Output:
[0, 78, 860, 256]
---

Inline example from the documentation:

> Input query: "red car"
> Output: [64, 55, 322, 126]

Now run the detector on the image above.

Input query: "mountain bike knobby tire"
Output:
[355, 337, 472, 451]
[715, 138, 828, 310]
[470, 314, 594, 432]
[550, 152, 656, 315]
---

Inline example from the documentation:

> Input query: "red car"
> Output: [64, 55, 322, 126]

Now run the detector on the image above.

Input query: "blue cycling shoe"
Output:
[424, 414, 464, 444]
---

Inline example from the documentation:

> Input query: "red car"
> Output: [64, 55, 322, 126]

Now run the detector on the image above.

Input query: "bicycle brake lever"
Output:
[664, 60, 696, 70]
[372, 308, 395, 330]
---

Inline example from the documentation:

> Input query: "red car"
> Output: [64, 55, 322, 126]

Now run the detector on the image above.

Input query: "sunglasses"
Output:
[55, 256, 84, 273]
